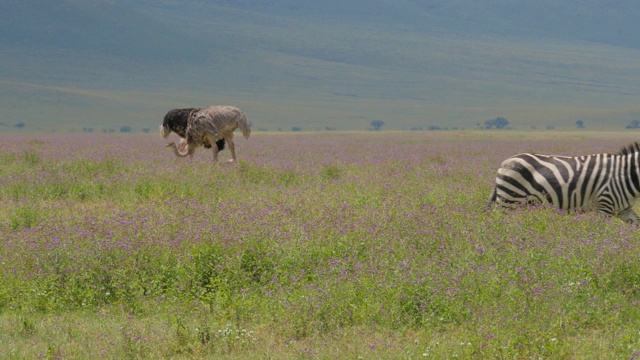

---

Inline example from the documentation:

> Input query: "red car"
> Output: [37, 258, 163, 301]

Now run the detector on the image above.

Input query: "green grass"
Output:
[2, 131, 640, 358]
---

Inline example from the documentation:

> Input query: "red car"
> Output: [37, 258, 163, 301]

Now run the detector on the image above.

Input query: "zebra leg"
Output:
[618, 207, 640, 225]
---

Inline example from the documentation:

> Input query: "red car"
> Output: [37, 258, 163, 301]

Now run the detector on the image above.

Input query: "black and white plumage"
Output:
[160, 108, 225, 151]
[165, 105, 251, 164]
[488, 142, 640, 224]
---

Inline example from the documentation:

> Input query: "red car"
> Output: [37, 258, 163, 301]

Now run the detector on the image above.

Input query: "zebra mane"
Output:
[617, 142, 640, 156]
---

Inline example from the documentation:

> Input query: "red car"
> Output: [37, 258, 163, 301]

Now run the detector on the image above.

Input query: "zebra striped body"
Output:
[489, 143, 640, 223]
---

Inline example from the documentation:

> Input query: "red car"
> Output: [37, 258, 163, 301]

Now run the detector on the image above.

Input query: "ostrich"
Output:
[165, 105, 251, 163]
[160, 108, 225, 156]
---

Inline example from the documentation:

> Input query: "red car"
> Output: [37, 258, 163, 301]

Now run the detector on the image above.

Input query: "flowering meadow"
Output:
[2, 131, 640, 358]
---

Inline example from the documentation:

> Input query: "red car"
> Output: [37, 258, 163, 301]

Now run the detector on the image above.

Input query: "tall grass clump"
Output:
[3, 132, 640, 358]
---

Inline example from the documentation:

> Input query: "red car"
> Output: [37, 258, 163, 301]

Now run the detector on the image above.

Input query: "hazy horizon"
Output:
[1, 0, 640, 133]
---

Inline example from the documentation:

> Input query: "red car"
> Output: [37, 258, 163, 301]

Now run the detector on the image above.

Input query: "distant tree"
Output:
[82, 127, 93, 132]
[120, 126, 132, 133]
[576, 119, 585, 129]
[291, 126, 302, 132]
[626, 120, 640, 129]
[546, 125, 555, 130]
[371, 120, 385, 131]
[142, 128, 150, 133]
[484, 117, 509, 129]
[495, 117, 509, 129]
[15, 122, 25, 129]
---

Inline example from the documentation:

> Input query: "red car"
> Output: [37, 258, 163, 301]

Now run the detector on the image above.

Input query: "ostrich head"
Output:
[165, 141, 192, 157]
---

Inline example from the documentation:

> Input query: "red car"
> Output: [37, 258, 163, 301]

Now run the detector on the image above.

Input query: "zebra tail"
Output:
[486, 187, 497, 208]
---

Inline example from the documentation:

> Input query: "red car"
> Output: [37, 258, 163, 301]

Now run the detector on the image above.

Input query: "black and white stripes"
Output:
[488, 142, 640, 223]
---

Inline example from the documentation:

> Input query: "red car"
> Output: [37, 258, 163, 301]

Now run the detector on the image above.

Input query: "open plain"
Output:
[2, 131, 640, 358]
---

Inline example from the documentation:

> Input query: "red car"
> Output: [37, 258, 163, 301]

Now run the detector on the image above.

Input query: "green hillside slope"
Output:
[1, 1, 640, 132]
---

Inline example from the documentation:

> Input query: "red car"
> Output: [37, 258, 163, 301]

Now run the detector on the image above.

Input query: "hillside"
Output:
[1, 1, 640, 132]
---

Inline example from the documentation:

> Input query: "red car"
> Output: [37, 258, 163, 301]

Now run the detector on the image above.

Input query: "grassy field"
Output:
[2, 131, 640, 358]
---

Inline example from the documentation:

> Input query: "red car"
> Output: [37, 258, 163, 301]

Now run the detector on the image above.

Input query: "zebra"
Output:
[487, 142, 640, 224]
